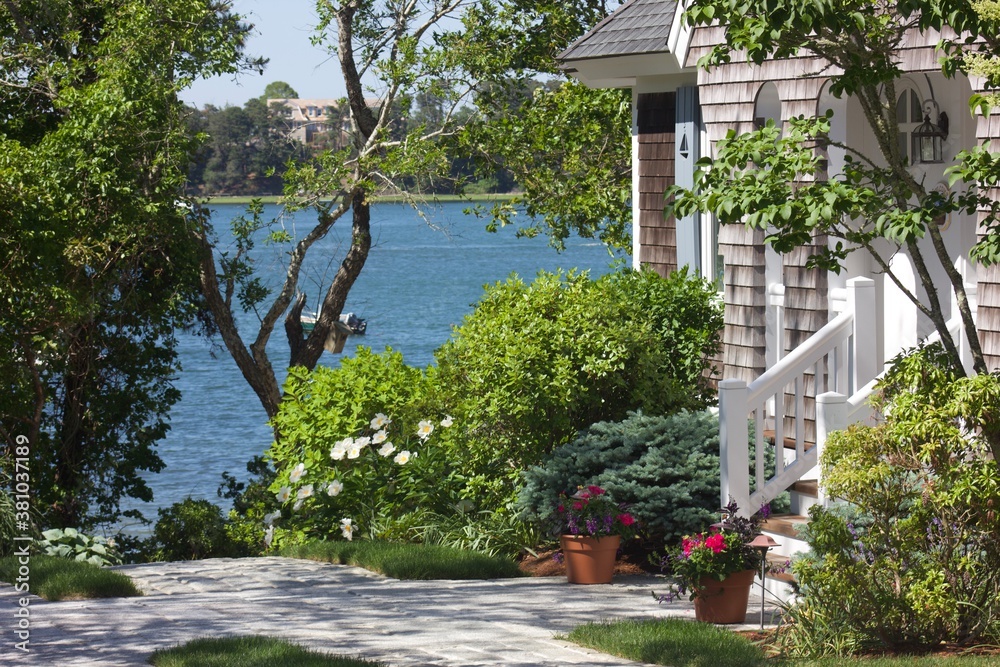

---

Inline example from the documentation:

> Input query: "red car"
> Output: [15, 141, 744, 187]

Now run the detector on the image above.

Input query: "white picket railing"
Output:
[719, 277, 877, 515]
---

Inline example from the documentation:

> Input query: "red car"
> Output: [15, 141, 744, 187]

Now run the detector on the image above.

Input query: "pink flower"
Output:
[618, 513, 636, 527]
[557, 504, 564, 513]
[572, 501, 584, 511]
[705, 533, 726, 554]
[682, 537, 695, 557]
[587, 485, 605, 496]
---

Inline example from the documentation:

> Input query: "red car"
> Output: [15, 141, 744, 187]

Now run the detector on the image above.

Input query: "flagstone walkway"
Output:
[2, 557, 781, 666]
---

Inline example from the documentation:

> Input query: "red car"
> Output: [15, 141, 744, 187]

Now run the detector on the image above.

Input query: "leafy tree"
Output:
[261, 80, 300, 100]
[198, 1, 630, 421]
[0, 0, 254, 528]
[669, 0, 1000, 375]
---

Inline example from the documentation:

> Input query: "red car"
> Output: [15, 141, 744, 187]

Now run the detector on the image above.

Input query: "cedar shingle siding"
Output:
[637, 92, 677, 276]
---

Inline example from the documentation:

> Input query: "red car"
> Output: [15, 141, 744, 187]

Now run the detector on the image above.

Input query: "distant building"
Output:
[267, 98, 343, 144]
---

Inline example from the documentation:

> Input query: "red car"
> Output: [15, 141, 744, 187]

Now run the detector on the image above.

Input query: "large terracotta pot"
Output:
[693, 569, 756, 624]
[560, 534, 621, 584]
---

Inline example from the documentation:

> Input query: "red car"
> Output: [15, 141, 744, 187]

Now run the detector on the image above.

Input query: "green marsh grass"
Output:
[278, 539, 524, 580]
[0, 554, 141, 600]
[148, 636, 386, 666]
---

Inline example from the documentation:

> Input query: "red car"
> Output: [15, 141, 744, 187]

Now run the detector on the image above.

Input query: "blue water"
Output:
[121, 201, 624, 531]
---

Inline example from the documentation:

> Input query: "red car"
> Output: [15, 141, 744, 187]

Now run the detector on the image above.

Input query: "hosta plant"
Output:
[36, 528, 123, 567]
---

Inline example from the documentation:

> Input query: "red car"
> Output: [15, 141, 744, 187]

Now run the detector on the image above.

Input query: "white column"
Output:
[815, 391, 848, 507]
[847, 277, 877, 393]
[718, 379, 750, 514]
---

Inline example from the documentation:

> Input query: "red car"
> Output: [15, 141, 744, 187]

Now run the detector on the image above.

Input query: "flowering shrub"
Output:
[555, 485, 638, 539]
[656, 501, 768, 601]
[265, 409, 458, 547]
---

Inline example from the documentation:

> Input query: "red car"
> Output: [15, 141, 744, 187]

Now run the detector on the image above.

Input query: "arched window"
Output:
[754, 82, 781, 130]
[896, 87, 924, 163]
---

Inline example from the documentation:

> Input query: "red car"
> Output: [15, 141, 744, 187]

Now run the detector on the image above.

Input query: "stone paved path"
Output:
[1, 557, 780, 666]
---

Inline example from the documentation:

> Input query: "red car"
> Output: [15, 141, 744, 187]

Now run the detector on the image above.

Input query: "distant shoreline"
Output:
[202, 193, 519, 205]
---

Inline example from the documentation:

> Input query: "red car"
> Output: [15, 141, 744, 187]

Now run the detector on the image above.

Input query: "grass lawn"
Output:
[148, 636, 386, 666]
[0, 554, 141, 600]
[278, 539, 524, 580]
[567, 618, 1000, 667]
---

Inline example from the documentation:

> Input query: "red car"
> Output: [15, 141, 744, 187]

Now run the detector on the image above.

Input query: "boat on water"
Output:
[300, 312, 367, 335]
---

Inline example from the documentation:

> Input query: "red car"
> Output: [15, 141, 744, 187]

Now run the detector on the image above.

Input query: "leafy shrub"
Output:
[783, 346, 1000, 656]
[433, 268, 723, 500]
[517, 411, 723, 543]
[217, 455, 280, 557]
[36, 527, 123, 566]
[152, 498, 236, 561]
[266, 351, 466, 545]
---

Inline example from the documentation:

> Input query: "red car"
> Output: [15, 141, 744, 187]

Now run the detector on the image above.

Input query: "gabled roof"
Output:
[558, 0, 680, 62]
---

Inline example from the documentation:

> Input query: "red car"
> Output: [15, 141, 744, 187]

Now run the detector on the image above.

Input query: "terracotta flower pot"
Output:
[693, 569, 756, 624]
[560, 534, 621, 584]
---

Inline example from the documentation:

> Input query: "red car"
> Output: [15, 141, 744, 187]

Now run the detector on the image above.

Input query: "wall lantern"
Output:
[912, 100, 949, 164]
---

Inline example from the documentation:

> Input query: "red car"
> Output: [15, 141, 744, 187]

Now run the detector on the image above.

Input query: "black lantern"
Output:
[911, 111, 948, 164]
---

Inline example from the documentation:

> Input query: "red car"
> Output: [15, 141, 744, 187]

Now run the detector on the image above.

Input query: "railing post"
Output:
[816, 391, 848, 508]
[719, 379, 750, 514]
[847, 277, 876, 393]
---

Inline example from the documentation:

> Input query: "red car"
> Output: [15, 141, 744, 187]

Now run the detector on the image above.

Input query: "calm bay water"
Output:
[121, 201, 623, 531]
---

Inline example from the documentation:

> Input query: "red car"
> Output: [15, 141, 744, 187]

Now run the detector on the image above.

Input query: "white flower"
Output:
[293, 498, 304, 511]
[417, 420, 434, 440]
[372, 429, 388, 445]
[370, 413, 391, 429]
[327, 479, 343, 496]
[340, 517, 354, 541]
[331, 437, 351, 460]
[263, 525, 274, 548]
[354, 436, 371, 448]
[275, 486, 291, 503]
[393, 450, 411, 465]
[289, 462, 306, 483]
[440, 415, 454, 428]
[263, 510, 282, 526]
[347, 444, 362, 459]
[378, 442, 396, 457]
[297, 484, 314, 500]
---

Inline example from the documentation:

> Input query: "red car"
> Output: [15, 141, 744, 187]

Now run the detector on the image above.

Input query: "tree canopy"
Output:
[0, 0, 254, 528]
[200, 1, 632, 421]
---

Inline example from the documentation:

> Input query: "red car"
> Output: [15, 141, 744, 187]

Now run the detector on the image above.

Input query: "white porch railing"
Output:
[719, 277, 877, 515]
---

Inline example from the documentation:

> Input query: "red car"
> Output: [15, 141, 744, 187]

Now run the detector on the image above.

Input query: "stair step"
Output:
[765, 552, 796, 583]
[761, 513, 809, 541]
[790, 479, 818, 498]
[762, 430, 815, 451]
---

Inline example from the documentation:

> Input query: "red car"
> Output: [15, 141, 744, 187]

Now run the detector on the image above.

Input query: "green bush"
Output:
[217, 455, 280, 557]
[517, 411, 723, 543]
[36, 527, 123, 566]
[433, 268, 723, 499]
[266, 348, 466, 546]
[152, 498, 236, 561]
[783, 346, 1000, 656]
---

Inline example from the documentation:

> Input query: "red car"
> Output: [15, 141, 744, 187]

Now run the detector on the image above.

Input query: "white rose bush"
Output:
[266, 400, 459, 548]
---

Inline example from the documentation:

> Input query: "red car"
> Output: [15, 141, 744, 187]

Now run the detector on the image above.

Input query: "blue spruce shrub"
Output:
[517, 410, 722, 543]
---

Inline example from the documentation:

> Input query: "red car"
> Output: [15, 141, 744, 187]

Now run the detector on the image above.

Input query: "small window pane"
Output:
[896, 93, 907, 123]
[910, 90, 922, 123]
[898, 132, 909, 161]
